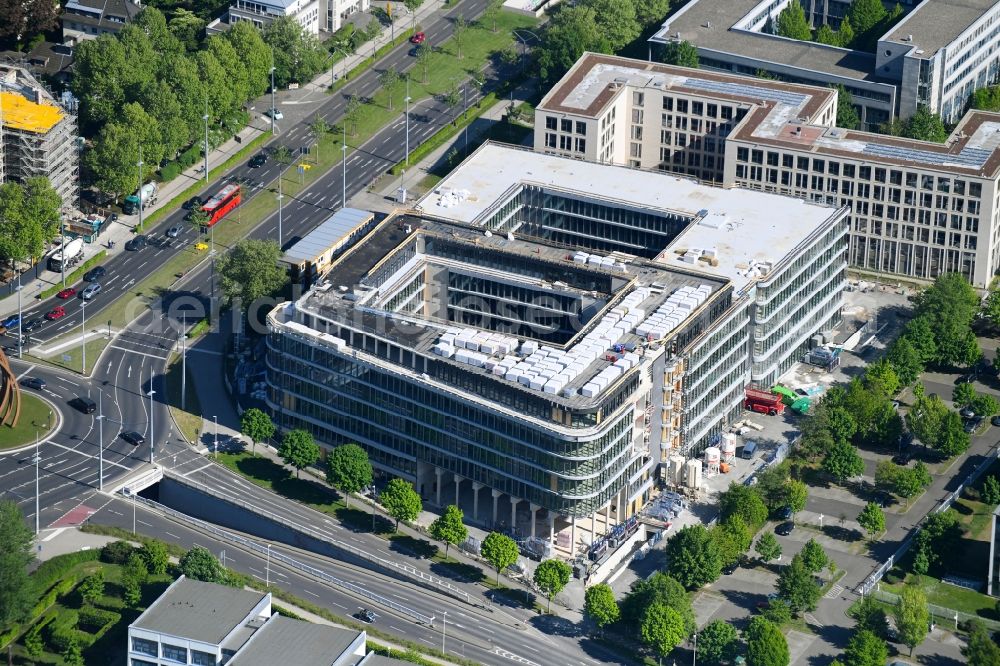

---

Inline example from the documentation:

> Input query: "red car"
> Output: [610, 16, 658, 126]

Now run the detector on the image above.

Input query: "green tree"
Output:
[140, 540, 170, 576]
[665, 524, 722, 590]
[907, 392, 947, 446]
[887, 337, 923, 387]
[937, 411, 971, 457]
[971, 393, 1000, 417]
[584, 0, 640, 52]
[308, 114, 331, 161]
[71, 35, 129, 133]
[902, 316, 938, 365]
[838, 17, 855, 47]
[640, 602, 686, 664]
[895, 585, 929, 656]
[857, 502, 885, 541]
[62, 638, 84, 666]
[23, 623, 44, 659]
[786, 480, 808, 514]
[913, 274, 980, 366]
[719, 482, 769, 530]
[953, 381, 977, 407]
[378, 68, 402, 110]
[169, 8, 206, 51]
[584, 583, 620, 631]
[620, 572, 696, 635]
[745, 616, 789, 666]
[822, 439, 865, 482]
[635, 0, 670, 27]
[538, 6, 607, 82]
[755, 532, 783, 562]
[844, 629, 888, 666]
[777, 554, 821, 614]
[865, 358, 900, 398]
[79, 570, 105, 605]
[429, 504, 468, 558]
[971, 86, 1000, 112]
[414, 44, 433, 83]
[712, 515, 752, 568]
[241, 407, 276, 456]
[123, 553, 149, 606]
[481, 532, 519, 585]
[101, 540, 135, 564]
[215, 238, 288, 310]
[179, 546, 228, 583]
[854, 595, 890, 638]
[452, 17, 468, 59]
[962, 619, 1000, 665]
[325, 443, 373, 507]
[698, 619, 739, 665]
[663, 40, 699, 68]
[345, 94, 364, 135]
[763, 598, 793, 626]
[775, 0, 812, 40]
[799, 539, 828, 573]
[814, 24, 839, 45]
[847, 0, 886, 43]
[981, 475, 1000, 505]
[227, 21, 272, 98]
[533, 559, 572, 611]
[903, 106, 948, 143]
[0, 500, 33, 628]
[484, 0, 503, 31]
[983, 286, 1000, 327]
[278, 429, 320, 478]
[263, 16, 327, 87]
[0, 183, 44, 264]
[380, 478, 422, 531]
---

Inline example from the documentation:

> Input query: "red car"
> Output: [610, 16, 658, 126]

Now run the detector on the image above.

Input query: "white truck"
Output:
[48, 238, 85, 272]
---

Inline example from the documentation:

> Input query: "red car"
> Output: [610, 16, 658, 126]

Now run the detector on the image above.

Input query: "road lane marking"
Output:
[16, 364, 36, 379]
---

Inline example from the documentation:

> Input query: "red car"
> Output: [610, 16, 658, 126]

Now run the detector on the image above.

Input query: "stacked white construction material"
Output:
[637, 285, 713, 341]
[574, 251, 625, 270]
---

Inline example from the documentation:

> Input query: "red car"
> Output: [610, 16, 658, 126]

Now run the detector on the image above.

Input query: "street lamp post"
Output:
[148, 387, 155, 464]
[692, 633, 697, 666]
[270, 62, 277, 134]
[441, 611, 447, 653]
[404, 76, 411, 167]
[203, 96, 210, 182]
[277, 172, 284, 246]
[96, 391, 104, 491]
[137, 146, 144, 232]
[214, 415, 218, 456]
[181, 315, 187, 410]
[16, 272, 22, 358]
[266, 543, 272, 586]
[33, 432, 40, 534]
[341, 123, 347, 208]
[80, 302, 87, 375]
[60, 222, 66, 288]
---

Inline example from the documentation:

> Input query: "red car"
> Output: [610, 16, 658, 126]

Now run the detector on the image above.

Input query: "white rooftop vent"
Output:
[699, 213, 728, 229]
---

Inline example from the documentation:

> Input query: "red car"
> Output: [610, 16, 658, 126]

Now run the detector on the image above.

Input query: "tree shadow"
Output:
[272, 475, 338, 507]
[821, 525, 864, 543]
[334, 506, 392, 535]
[387, 534, 438, 559]
[528, 613, 584, 637]
[429, 559, 485, 584]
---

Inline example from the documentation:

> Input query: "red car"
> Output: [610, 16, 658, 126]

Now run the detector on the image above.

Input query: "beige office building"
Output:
[535, 53, 1000, 287]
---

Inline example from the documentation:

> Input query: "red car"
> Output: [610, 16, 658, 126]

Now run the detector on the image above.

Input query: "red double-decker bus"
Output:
[202, 183, 241, 226]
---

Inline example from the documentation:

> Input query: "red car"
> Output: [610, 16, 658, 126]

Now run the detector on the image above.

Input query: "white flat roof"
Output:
[419, 143, 840, 289]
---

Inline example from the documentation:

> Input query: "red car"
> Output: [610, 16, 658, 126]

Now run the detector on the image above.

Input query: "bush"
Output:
[29, 551, 100, 597]
[159, 162, 183, 182]
[46, 611, 79, 652]
[77, 606, 120, 632]
[100, 540, 136, 565]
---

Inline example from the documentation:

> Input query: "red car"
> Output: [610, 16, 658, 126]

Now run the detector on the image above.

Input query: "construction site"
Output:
[0, 64, 79, 207]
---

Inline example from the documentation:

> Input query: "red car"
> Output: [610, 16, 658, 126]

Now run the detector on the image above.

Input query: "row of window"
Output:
[131, 638, 214, 665]
[545, 116, 587, 135]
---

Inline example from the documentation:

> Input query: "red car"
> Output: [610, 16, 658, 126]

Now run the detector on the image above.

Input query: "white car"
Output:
[264, 108, 284, 121]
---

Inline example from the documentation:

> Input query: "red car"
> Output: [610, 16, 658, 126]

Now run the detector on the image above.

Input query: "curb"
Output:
[0, 392, 64, 456]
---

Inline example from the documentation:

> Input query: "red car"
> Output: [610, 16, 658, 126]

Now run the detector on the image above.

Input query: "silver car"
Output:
[81, 282, 102, 300]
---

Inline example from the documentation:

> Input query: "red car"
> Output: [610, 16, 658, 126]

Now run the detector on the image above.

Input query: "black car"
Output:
[120, 431, 145, 446]
[992, 415, 1000, 427]
[249, 152, 268, 168]
[20, 377, 46, 390]
[722, 562, 738, 575]
[891, 450, 912, 465]
[84, 265, 106, 281]
[182, 196, 203, 210]
[71, 396, 97, 414]
[356, 608, 376, 623]
[777, 506, 793, 520]
[775, 521, 794, 536]
[965, 417, 983, 433]
[125, 235, 147, 251]
[22, 318, 42, 333]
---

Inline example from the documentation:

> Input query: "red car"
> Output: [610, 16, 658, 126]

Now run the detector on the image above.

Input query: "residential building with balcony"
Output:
[214, 0, 367, 34]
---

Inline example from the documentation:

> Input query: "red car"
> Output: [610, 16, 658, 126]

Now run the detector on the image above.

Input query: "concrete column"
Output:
[510, 496, 519, 531]
[548, 513, 556, 545]
[606, 503, 613, 530]
[435, 469, 443, 507]
[617, 491, 624, 521]
[590, 512, 597, 545]
[453, 473, 463, 507]
[529, 503, 540, 539]
[472, 482, 484, 522]
[492, 489, 502, 525]
[570, 516, 577, 554]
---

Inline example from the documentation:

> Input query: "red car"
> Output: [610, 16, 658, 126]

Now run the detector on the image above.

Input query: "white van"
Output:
[742, 440, 758, 459]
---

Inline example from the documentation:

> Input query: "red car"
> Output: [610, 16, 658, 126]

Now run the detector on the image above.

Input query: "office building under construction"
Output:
[0, 65, 78, 206]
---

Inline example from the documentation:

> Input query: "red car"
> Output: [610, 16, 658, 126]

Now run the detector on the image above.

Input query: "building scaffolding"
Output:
[0, 65, 79, 207]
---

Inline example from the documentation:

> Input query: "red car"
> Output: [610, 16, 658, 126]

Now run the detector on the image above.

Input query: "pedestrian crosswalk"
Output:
[824, 583, 844, 599]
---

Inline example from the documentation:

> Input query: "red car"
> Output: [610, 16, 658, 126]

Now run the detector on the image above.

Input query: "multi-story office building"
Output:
[535, 53, 1000, 287]
[0, 65, 78, 207]
[648, 0, 1000, 127]
[213, 0, 367, 34]
[265, 142, 846, 545]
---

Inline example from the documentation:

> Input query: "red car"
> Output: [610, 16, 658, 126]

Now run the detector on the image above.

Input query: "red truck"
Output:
[744, 388, 785, 416]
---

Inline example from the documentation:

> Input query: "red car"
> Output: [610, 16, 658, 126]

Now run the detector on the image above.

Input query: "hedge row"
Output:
[37, 251, 108, 300]
[77, 606, 121, 632]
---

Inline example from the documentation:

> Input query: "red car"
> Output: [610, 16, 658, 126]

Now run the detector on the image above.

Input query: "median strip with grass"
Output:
[329, 28, 415, 94]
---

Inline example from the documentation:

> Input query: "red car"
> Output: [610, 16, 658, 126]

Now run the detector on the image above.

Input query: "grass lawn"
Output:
[0, 393, 57, 450]
[164, 352, 203, 443]
[883, 573, 996, 617]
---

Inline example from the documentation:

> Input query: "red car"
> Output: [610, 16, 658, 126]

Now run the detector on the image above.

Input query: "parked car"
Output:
[56, 287, 77, 299]
[120, 431, 145, 446]
[777, 506, 793, 520]
[964, 416, 984, 433]
[960, 407, 976, 419]
[45, 306, 66, 320]
[1, 314, 20, 328]
[410, 31, 426, 44]
[166, 225, 182, 238]
[249, 152, 268, 168]
[20, 377, 46, 390]
[775, 521, 794, 536]
[891, 450, 912, 465]
[992, 415, 1000, 427]
[264, 108, 283, 121]
[722, 562, 738, 575]
[84, 266, 106, 281]
[81, 283, 102, 300]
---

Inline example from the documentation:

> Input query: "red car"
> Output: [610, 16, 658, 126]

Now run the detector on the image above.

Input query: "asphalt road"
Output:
[1, 0, 496, 350]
